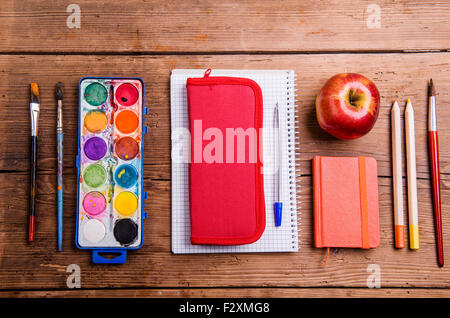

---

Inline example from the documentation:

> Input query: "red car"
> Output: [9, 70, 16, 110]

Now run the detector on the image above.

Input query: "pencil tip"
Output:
[392, 101, 400, 112]
[405, 99, 413, 113]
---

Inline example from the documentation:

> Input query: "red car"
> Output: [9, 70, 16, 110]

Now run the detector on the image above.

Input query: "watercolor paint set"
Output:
[76, 77, 148, 264]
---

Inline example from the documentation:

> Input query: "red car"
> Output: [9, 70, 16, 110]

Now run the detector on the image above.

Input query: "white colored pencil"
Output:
[405, 99, 419, 250]
[391, 101, 405, 248]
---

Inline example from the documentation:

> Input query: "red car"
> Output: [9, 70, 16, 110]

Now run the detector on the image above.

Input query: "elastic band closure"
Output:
[358, 157, 370, 249]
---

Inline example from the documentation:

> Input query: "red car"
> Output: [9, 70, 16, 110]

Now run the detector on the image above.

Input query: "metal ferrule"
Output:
[30, 102, 40, 136]
[57, 100, 63, 133]
[428, 96, 437, 132]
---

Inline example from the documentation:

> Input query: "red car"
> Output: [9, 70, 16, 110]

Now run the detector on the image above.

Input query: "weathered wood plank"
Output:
[0, 53, 449, 291]
[0, 172, 449, 289]
[1, 1, 450, 53]
[1, 288, 450, 298]
[0, 53, 449, 179]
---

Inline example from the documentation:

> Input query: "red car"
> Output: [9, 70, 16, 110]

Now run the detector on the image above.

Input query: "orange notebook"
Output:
[313, 156, 380, 249]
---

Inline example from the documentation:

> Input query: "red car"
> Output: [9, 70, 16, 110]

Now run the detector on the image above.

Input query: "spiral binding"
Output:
[286, 70, 301, 250]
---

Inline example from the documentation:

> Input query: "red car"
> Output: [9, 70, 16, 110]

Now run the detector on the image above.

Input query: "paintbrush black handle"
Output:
[28, 135, 37, 242]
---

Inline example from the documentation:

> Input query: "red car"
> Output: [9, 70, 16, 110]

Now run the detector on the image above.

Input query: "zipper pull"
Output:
[204, 68, 212, 78]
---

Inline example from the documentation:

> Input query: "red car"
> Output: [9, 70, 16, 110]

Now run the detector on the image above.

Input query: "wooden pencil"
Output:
[391, 101, 405, 248]
[405, 98, 419, 250]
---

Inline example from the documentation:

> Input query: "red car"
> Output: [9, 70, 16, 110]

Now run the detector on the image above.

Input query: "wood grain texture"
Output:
[1, 1, 450, 53]
[3, 172, 450, 289]
[1, 288, 450, 298]
[1, 53, 450, 176]
[0, 54, 449, 295]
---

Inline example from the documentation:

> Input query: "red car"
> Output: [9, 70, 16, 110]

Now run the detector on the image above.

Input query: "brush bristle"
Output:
[30, 83, 40, 103]
[429, 79, 436, 96]
[55, 82, 63, 100]
[30, 83, 39, 97]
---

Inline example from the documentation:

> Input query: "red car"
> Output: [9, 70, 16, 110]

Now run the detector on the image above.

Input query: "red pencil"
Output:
[428, 79, 444, 267]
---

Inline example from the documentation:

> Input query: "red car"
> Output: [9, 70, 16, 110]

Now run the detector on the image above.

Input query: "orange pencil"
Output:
[391, 101, 405, 248]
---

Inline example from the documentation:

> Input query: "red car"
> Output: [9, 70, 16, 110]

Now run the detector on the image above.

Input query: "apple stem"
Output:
[348, 89, 361, 108]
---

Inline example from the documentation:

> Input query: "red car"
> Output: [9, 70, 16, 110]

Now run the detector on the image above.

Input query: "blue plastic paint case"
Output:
[75, 77, 148, 264]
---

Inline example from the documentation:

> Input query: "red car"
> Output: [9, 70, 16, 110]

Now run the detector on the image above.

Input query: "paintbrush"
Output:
[29, 83, 40, 242]
[428, 79, 444, 267]
[56, 82, 64, 251]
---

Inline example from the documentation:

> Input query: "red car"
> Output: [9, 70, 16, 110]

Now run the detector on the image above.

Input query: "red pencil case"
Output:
[186, 70, 266, 245]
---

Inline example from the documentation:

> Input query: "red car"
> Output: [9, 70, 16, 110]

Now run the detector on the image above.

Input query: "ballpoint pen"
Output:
[274, 103, 283, 226]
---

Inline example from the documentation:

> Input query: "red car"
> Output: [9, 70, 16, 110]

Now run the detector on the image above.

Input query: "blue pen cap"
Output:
[275, 202, 283, 227]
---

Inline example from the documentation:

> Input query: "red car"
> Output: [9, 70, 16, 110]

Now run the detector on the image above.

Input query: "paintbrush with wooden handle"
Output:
[56, 82, 64, 251]
[29, 83, 40, 242]
[428, 79, 444, 267]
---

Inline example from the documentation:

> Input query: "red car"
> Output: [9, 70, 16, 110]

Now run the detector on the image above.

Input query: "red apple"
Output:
[315, 73, 380, 140]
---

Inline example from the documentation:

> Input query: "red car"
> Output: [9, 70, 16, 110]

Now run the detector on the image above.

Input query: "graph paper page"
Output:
[170, 69, 299, 254]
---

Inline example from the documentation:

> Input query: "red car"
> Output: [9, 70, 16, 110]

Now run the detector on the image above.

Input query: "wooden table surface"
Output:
[1, 0, 450, 298]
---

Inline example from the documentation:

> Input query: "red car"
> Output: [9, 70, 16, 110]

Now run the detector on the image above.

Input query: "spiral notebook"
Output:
[170, 69, 300, 253]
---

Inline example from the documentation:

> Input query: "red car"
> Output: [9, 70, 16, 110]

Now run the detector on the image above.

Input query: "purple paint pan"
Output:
[84, 136, 107, 161]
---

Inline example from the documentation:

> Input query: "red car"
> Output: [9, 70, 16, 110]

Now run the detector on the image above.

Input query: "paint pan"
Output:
[114, 191, 138, 217]
[77, 78, 147, 263]
[115, 110, 139, 134]
[115, 136, 139, 160]
[113, 219, 138, 245]
[115, 164, 138, 188]
[83, 164, 107, 188]
[83, 191, 107, 216]
[84, 110, 108, 133]
[115, 83, 139, 107]
[83, 219, 106, 243]
[84, 136, 107, 161]
[84, 82, 108, 106]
